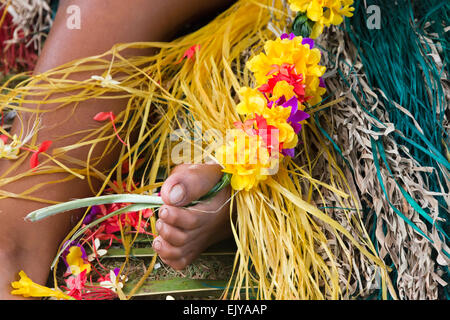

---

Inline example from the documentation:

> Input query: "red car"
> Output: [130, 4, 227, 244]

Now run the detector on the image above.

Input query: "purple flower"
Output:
[275, 96, 286, 105]
[61, 241, 87, 267]
[282, 148, 295, 157]
[281, 96, 297, 110]
[319, 77, 326, 88]
[280, 33, 296, 40]
[281, 96, 310, 134]
[82, 205, 102, 225]
[113, 268, 121, 277]
[301, 37, 315, 49]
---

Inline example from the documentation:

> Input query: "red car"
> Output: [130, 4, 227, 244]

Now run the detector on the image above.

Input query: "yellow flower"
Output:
[261, 106, 298, 148]
[307, 0, 326, 21]
[310, 21, 325, 39]
[338, 0, 355, 18]
[215, 130, 276, 191]
[304, 75, 327, 105]
[66, 246, 91, 275]
[288, 0, 355, 38]
[236, 87, 267, 115]
[246, 35, 326, 104]
[234, 89, 298, 151]
[271, 81, 295, 101]
[11, 271, 73, 299]
[289, 0, 311, 12]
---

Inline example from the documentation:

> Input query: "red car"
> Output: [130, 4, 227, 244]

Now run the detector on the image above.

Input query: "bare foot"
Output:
[152, 164, 233, 270]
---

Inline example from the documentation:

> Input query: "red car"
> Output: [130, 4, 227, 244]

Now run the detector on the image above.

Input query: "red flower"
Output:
[62, 268, 118, 300]
[259, 63, 308, 102]
[254, 114, 281, 156]
[93, 111, 127, 146]
[30, 140, 52, 169]
[93, 111, 116, 122]
[90, 203, 153, 235]
[233, 116, 281, 156]
[121, 158, 145, 174]
[176, 44, 200, 64]
[0, 135, 8, 143]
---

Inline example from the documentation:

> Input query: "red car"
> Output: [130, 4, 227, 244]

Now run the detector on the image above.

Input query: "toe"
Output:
[155, 218, 191, 247]
[158, 205, 202, 230]
[160, 257, 189, 271]
[152, 236, 183, 260]
[160, 164, 223, 206]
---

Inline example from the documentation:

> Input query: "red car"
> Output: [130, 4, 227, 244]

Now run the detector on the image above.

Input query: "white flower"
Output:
[99, 270, 128, 292]
[87, 238, 108, 262]
[0, 138, 19, 159]
[0, 119, 41, 160]
[91, 74, 120, 87]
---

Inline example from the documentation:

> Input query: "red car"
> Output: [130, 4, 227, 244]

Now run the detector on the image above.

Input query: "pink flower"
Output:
[65, 270, 88, 300]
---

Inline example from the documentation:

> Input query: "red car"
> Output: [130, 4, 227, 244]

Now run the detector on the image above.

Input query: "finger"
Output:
[160, 164, 223, 206]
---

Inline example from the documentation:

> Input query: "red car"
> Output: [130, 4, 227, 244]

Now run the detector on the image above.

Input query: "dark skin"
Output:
[0, 0, 233, 299]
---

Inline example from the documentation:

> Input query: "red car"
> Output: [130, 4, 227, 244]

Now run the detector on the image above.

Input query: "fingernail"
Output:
[153, 238, 161, 250]
[159, 208, 168, 219]
[156, 219, 163, 232]
[169, 184, 185, 204]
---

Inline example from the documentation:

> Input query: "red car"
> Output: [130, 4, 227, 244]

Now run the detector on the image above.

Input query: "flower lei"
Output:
[214, 32, 326, 191]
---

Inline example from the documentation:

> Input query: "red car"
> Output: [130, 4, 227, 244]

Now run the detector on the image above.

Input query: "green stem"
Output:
[187, 172, 232, 206]
[26, 173, 232, 222]
[25, 194, 164, 222]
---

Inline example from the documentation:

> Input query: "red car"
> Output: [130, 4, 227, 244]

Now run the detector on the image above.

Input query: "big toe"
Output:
[160, 164, 223, 207]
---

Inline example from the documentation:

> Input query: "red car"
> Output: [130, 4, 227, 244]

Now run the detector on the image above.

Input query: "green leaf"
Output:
[291, 12, 314, 38]
[103, 246, 235, 259]
[122, 278, 230, 297]
[25, 194, 164, 222]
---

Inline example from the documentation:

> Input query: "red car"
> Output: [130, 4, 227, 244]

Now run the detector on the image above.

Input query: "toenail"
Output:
[159, 208, 168, 219]
[153, 238, 161, 250]
[169, 184, 185, 204]
[156, 219, 163, 232]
